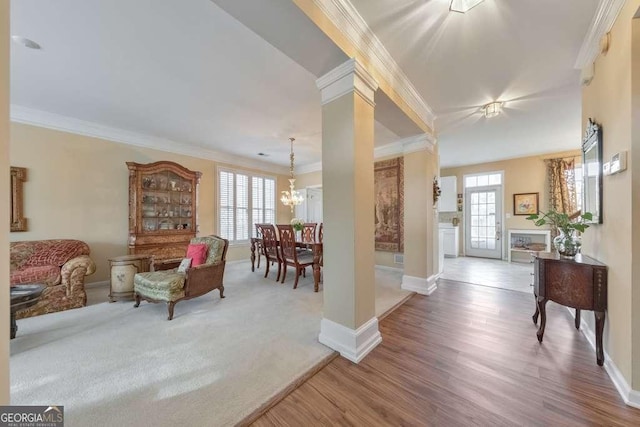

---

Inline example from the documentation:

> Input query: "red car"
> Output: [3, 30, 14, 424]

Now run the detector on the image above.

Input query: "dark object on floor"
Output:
[10, 283, 45, 338]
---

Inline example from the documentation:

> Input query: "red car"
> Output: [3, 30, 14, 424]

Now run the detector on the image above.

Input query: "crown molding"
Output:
[312, 0, 436, 129]
[10, 105, 290, 175]
[316, 58, 379, 107]
[574, 0, 625, 69]
[375, 133, 436, 158]
[295, 133, 436, 175]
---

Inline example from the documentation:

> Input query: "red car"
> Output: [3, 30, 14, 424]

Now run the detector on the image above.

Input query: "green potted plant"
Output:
[526, 210, 593, 258]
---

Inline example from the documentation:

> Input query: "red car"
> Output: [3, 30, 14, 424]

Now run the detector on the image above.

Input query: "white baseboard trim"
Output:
[566, 307, 640, 409]
[374, 264, 403, 272]
[85, 280, 109, 289]
[401, 274, 439, 295]
[318, 317, 382, 364]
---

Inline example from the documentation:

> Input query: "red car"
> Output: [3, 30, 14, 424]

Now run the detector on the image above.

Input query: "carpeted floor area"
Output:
[10, 261, 409, 427]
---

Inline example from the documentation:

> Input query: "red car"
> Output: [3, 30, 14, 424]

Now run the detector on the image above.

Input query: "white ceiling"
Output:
[9, 0, 400, 169]
[350, 0, 600, 167]
[10, 0, 601, 169]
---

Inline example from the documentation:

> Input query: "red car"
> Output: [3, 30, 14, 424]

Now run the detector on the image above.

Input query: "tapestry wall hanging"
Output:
[374, 157, 404, 252]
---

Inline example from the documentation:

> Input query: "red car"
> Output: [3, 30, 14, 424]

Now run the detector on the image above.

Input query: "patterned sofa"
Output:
[10, 239, 96, 319]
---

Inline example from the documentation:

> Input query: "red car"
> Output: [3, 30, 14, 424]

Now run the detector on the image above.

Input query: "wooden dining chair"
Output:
[277, 224, 314, 289]
[254, 223, 264, 269]
[302, 223, 318, 243]
[318, 223, 323, 243]
[259, 224, 282, 281]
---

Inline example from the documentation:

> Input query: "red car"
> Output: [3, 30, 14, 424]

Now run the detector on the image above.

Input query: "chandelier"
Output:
[280, 137, 304, 212]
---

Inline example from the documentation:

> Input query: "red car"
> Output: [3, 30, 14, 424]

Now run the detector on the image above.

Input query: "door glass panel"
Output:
[477, 175, 489, 186]
[467, 187, 500, 258]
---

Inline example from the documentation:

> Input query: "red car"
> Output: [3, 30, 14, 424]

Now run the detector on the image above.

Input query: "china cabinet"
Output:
[127, 161, 201, 261]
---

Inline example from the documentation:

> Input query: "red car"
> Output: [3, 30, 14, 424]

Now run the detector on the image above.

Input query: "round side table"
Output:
[108, 254, 153, 302]
[10, 284, 45, 339]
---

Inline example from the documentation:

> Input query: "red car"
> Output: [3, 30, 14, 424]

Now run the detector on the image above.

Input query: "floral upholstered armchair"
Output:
[133, 235, 229, 320]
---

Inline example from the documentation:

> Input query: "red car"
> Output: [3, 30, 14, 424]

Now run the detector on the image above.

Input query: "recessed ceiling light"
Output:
[11, 36, 41, 50]
[450, 0, 485, 13]
[257, 152, 269, 157]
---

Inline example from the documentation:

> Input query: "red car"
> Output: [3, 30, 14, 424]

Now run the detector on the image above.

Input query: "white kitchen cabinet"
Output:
[439, 223, 459, 257]
[438, 176, 457, 212]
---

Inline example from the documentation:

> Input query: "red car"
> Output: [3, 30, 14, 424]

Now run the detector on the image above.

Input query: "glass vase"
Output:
[553, 229, 581, 258]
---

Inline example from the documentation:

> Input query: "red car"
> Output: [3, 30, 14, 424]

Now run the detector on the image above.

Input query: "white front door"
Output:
[465, 186, 502, 259]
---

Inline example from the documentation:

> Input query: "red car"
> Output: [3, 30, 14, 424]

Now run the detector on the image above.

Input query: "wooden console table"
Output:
[532, 252, 607, 365]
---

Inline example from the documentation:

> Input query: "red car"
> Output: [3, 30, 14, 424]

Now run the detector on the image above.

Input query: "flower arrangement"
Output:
[526, 210, 592, 235]
[291, 218, 305, 232]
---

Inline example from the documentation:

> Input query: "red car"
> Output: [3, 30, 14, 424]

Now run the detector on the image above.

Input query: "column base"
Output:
[401, 274, 439, 295]
[319, 317, 382, 364]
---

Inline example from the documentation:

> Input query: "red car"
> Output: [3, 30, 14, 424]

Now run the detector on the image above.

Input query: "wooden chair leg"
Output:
[134, 294, 141, 308]
[257, 252, 261, 269]
[294, 267, 300, 289]
[219, 286, 225, 298]
[167, 301, 176, 321]
[281, 264, 287, 284]
[276, 261, 282, 282]
[264, 259, 270, 278]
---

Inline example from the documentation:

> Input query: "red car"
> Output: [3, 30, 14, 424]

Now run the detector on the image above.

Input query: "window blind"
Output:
[219, 169, 276, 243]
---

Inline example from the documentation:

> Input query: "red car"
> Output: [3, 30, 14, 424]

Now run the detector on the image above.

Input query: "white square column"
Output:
[316, 58, 381, 363]
[401, 140, 439, 295]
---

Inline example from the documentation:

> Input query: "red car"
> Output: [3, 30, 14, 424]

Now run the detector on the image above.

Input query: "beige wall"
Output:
[581, 0, 640, 389]
[441, 150, 580, 258]
[1, 0, 9, 404]
[10, 123, 291, 282]
[294, 170, 321, 190]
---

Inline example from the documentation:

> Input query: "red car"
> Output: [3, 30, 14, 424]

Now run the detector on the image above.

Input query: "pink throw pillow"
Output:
[186, 244, 208, 267]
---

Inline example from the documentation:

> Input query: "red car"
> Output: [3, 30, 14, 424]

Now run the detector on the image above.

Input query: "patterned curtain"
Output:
[546, 158, 577, 214]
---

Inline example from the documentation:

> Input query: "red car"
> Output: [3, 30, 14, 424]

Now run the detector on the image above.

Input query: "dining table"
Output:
[250, 237, 323, 292]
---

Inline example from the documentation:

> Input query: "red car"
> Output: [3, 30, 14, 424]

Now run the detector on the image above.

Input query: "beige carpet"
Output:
[10, 261, 409, 427]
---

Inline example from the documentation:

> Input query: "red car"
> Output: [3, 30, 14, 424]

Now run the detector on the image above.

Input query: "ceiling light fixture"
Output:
[483, 101, 503, 118]
[450, 0, 485, 13]
[280, 137, 304, 212]
[11, 36, 41, 50]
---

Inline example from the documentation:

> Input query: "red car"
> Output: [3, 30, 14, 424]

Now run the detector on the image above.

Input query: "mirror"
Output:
[10, 166, 27, 232]
[582, 118, 603, 224]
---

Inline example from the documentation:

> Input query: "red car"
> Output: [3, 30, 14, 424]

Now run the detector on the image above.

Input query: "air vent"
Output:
[394, 254, 404, 265]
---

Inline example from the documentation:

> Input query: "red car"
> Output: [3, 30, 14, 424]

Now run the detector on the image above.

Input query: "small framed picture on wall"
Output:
[513, 192, 539, 216]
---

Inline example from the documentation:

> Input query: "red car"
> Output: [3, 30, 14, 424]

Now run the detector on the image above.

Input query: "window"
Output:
[464, 172, 502, 188]
[219, 169, 276, 243]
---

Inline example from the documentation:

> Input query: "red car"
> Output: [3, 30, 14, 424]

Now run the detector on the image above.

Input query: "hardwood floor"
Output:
[253, 279, 640, 426]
